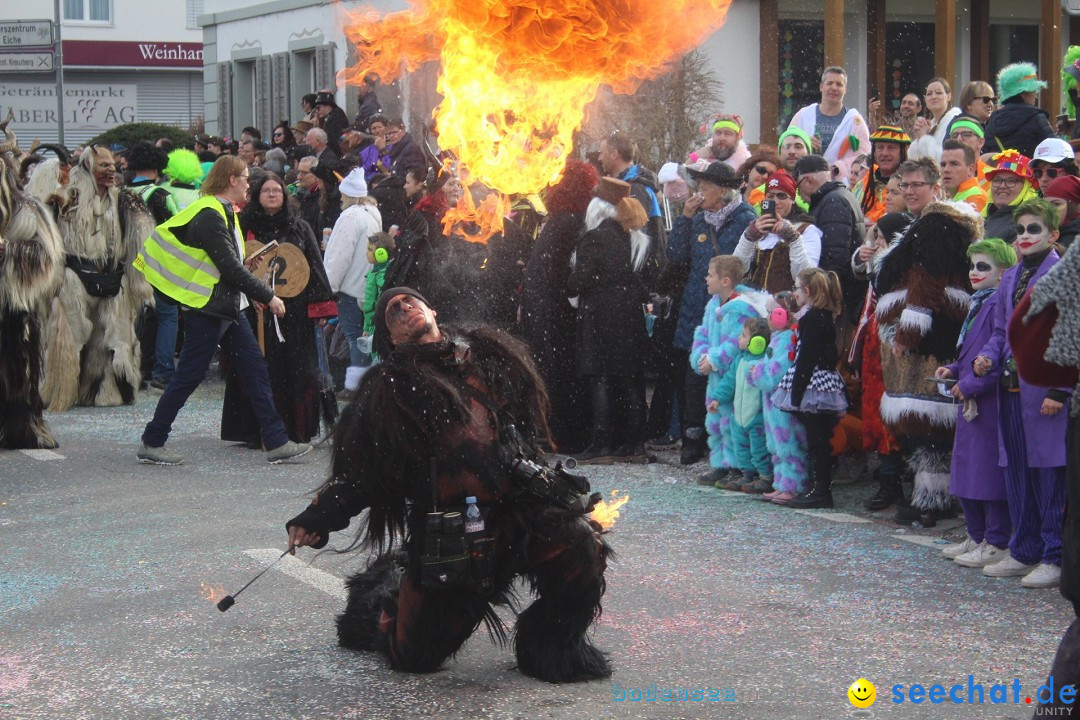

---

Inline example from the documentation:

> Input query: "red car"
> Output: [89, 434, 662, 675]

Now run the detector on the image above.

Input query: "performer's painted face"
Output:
[92, 151, 116, 191]
[968, 253, 1005, 290]
[1014, 213, 1057, 256]
[385, 294, 438, 345]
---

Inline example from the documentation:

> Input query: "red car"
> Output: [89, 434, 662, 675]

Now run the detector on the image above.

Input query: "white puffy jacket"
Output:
[323, 202, 382, 298]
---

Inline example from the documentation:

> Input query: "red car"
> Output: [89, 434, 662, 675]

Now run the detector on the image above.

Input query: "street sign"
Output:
[0, 20, 53, 48]
[0, 52, 54, 72]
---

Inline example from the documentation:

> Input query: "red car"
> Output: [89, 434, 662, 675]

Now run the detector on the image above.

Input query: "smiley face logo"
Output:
[848, 678, 876, 708]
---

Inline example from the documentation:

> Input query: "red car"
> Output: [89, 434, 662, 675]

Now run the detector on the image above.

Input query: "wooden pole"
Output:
[867, 0, 886, 126]
[759, 0, 779, 144]
[934, 0, 957, 95]
[1041, 0, 1063, 120]
[824, 0, 845, 69]
[969, 0, 990, 84]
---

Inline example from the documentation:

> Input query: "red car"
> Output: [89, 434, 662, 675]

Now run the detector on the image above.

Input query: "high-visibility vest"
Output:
[134, 182, 180, 218]
[162, 181, 201, 211]
[953, 182, 986, 211]
[133, 196, 244, 309]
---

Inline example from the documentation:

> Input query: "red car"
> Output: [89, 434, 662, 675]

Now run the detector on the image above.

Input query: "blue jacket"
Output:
[668, 203, 756, 350]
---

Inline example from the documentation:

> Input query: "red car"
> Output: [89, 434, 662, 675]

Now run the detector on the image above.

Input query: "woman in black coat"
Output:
[221, 172, 337, 445]
[520, 159, 598, 452]
[566, 179, 651, 463]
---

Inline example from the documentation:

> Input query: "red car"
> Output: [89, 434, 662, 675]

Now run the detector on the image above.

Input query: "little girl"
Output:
[771, 268, 848, 509]
[749, 292, 810, 504]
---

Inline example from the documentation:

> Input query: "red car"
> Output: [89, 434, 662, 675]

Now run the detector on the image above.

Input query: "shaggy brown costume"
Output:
[42, 146, 153, 410]
[287, 323, 612, 682]
[875, 200, 979, 515]
[0, 118, 65, 448]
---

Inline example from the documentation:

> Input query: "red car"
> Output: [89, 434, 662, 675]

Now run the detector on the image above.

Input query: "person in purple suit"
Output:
[974, 198, 1071, 589]
[936, 238, 1017, 568]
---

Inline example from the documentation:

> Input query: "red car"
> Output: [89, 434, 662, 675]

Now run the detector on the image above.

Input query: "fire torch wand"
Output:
[216, 548, 291, 612]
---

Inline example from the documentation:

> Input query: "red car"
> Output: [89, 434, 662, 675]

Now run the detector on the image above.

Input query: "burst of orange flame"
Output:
[200, 582, 227, 603]
[341, 0, 733, 240]
[589, 489, 629, 531]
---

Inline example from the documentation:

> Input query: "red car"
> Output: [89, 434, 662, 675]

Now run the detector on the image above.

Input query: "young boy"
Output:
[714, 317, 773, 491]
[690, 255, 770, 486]
[360, 231, 395, 362]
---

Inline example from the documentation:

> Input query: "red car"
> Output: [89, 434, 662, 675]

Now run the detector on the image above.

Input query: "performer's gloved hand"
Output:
[286, 508, 331, 552]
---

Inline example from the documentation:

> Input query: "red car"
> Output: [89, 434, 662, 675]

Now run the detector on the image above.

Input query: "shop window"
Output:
[883, 22, 936, 113]
[989, 24, 1039, 89]
[777, 20, 824, 132]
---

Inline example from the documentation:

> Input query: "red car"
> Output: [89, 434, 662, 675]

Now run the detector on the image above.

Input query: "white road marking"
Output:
[889, 534, 944, 548]
[244, 548, 346, 601]
[790, 510, 871, 523]
[19, 449, 64, 461]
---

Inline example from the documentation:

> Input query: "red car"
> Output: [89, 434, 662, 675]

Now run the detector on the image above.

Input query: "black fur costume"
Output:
[0, 119, 65, 449]
[286, 324, 612, 682]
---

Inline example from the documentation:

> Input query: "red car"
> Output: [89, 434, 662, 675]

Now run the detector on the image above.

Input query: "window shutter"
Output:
[256, 55, 273, 135]
[217, 62, 233, 137]
[272, 53, 290, 125]
[315, 44, 335, 92]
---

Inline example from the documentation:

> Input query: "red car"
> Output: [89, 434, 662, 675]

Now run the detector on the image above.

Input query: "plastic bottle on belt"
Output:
[464, 496, 484, 534]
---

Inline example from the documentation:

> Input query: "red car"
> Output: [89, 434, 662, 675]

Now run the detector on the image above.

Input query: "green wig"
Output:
[1013, 196, 1060, 232]
[997, 62, 1047, 103]
[967, 237, 1018, 269]
[164, 149, 205, 185]
[1063, 46, 1080, 119]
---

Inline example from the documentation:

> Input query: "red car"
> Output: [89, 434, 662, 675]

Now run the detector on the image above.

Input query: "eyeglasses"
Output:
[765, 192, 790, 201]
[898, 181, 931, 190]
[949, 130, 978, 141]
[991, 176, 1022, 189]
[976, 96, 996, 104]
[792, 285, 806, 293]
[1033, 167, 1063, 180]
[1016, 223, 1046, 236]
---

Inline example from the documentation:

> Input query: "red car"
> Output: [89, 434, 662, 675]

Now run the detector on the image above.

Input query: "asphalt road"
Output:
[0, 378, 1073, 720]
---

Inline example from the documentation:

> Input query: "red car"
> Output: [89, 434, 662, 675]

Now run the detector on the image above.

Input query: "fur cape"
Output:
[875, 200, 979, 438]
[0, 150, 65, 448]
[41, 163, 153, 411]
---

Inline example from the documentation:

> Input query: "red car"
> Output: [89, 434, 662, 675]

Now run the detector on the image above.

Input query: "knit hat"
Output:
[1032, 137, 1074, 164]
[986, 149, 1033, 181]
[711, 114, 744, 138]
[875, 212, 913, 243]
[997, 62, 1047, 102]
[946, 115, 985, 139]
[339, 167, 368, 198]
[792, 154, 830, 179]
[869, 125, 912, 145]
[1043, 175, 1080, 204]
[372, 286, 431, 359]
[777, 127, 812, 153]
[764, 170, 797, 197]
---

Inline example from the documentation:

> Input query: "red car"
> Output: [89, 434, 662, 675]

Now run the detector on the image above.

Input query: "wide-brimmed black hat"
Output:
[314, 91, 336, 107]
[685, 161, 740, 188]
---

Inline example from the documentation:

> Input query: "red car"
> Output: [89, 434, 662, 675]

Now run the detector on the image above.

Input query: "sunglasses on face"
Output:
[1016, 223, 1046, 236]
[273, 131, 284, 137]
[1033, 167, 1062, 180]
[976, 96, 996, 104]
[753, 165, 772, 175]
[970, 261, 993, 272]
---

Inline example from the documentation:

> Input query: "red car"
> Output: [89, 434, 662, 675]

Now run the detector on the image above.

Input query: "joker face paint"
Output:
[968, 252, 1005, 291]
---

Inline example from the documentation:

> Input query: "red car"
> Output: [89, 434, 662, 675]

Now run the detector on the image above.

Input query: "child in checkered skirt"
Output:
[770, 268, 848, 509]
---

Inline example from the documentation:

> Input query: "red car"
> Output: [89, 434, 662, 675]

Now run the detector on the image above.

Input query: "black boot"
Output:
[573, 432, 613, 464]
[574, 378, 613, 464]
[788, 456, 834, 509]
[679, 428, 707, 465]
[864, 472, 904, 511]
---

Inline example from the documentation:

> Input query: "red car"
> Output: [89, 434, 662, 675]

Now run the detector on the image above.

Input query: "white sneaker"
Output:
[941, 537, 979, 559]
[1020, 563, 1061, 589]
[982, 553, 1037, 578]
[955, 543, 1007, 568]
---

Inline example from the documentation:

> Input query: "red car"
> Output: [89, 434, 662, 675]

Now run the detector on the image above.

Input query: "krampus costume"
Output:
[42, 146, 153, 410]
[0, 118, 65, 448]
[874, 200, 979, 522]
[287, 287, 611, 682]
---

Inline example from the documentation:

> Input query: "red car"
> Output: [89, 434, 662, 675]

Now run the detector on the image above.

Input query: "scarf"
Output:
[957, 288, 995, 350]
[703, 196, 743, 230]
[1028, 241, 1080, 414]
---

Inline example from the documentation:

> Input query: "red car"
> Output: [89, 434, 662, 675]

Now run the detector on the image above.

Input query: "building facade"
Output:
[0, 0, 204, 146]
[198, 0, 1077, 149]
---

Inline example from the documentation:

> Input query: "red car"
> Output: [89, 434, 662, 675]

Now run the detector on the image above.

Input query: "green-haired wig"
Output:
[164, 149, 205, 185]
[967, 237, 1018, 269]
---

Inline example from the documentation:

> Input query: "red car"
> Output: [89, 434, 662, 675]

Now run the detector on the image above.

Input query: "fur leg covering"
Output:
[0, 311, 57, 449]
[908, 447, 953, 512]
[41, 290, 83, 412]
[515, 516, 612, 683]
[337, 552, 403, 652]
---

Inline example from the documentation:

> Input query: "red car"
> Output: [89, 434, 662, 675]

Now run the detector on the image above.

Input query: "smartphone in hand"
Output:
[760, 199, 776, 217]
